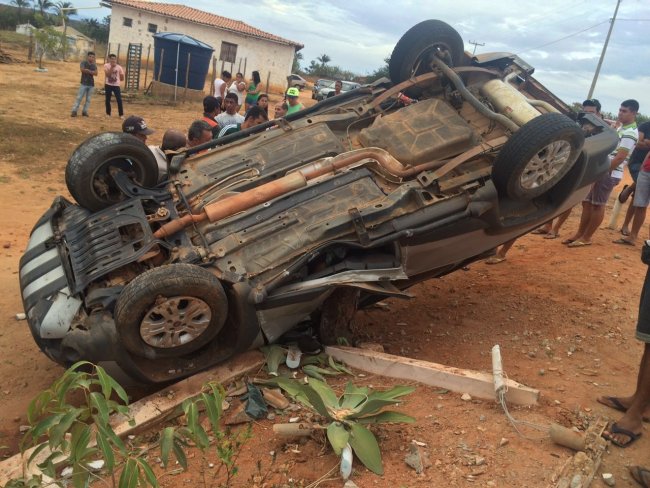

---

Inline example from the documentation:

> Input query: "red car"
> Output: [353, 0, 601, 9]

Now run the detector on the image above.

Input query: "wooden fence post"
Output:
[116, 43, 121, 64]
[266, 71, 271, 95]
[105, 43, 110, 63]
[243, 57, 247, 78]
[210, 56, 217, 95]
[156, 48, 164, 81]
[237, 57, 241, 74]
[143, 44, 151, 90]
[183, 52, 191, 102]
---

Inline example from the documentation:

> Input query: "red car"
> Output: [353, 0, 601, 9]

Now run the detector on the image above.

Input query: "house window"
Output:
[148, 23, 157, 33]
[219, 41, 237, 63]
[123, 17, 132, 27]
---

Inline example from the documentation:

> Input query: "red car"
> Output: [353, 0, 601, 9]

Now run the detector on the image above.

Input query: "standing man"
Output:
[228, 72, 246, 112]
[620, 120, 650, 236]
[286, 87, 304, 115]
[213, 70, 231, 101]
[104, 54, 125, 119]
[598, 241, 650, 448]
[71, 51, 97, 117]
[201, 95, 221, 138]
[614, 151, 650, 245]
[564, 99, 639, 247]
[216, 93, 244, 127]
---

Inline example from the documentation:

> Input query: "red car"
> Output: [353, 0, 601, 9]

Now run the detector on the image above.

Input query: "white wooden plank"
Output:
[326, 346, 539, 406]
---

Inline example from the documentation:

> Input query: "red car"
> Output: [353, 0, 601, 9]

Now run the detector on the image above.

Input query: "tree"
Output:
[35, 0, 53, 16]
[366, 56, 391, 83]
[10, 0, 31, 23]
[292, 51, 303, 74]
[34, 25, 62, 68]
[317, 53, 331, 67]
[53, 1, 76, 60]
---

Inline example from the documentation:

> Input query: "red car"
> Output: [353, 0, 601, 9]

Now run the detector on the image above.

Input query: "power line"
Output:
[468, 40, 484, 55]
[514, 20, 610, 55]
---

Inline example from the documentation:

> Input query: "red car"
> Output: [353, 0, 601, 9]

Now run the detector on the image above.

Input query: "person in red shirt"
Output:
[201, 96, 221, 138]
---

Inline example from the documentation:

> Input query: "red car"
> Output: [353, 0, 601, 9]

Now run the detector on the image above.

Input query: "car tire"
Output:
[114, 264, 228, 359]
[65, 132, 159, 212]
[492, 113, 585, 201]
[389, 19, 465, 86]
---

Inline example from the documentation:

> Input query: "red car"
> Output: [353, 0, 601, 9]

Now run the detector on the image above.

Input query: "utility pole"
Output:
[468, 40, 485, 55]
[59, 5, 103, 61]
[587, 0, 622, 99]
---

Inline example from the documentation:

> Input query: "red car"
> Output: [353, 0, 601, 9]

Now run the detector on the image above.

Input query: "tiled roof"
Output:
[104, 0, 303, 48]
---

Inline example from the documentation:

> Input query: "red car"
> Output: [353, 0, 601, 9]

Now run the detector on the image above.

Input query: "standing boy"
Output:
[104, 54, 125, 118]
[71, 51, 97, 117]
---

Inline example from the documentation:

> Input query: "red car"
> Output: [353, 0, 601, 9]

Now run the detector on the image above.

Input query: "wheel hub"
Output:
[519, 140, 571, 190]
[140, 296, 212, 348]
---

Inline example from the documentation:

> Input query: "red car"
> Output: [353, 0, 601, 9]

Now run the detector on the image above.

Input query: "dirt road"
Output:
[0, 46, 648, 486]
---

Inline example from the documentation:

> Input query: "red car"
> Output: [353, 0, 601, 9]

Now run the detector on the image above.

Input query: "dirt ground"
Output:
[0, 43, 648, 487]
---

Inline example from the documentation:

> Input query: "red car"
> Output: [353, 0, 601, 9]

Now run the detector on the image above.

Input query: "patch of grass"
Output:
[0, 120, 84, 174]
[0, 175, 10, 184]
[0, 30, 31, 49]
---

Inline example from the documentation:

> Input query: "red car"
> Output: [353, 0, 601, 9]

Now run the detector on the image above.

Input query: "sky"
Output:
[15, 0, 650, 115]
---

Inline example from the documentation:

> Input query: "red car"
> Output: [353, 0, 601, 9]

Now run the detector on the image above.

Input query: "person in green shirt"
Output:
[244, 71, 263, 111]
[286, 87, 304, 115]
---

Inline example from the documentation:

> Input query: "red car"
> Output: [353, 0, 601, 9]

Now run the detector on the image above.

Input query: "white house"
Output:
[52, 25, 96, 59]
[102, 0, 303, 91]
[15, 23, 36, 36]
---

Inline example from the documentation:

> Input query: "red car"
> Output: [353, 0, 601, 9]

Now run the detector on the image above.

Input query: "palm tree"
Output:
[54, 1, 76, 60]
[54, 1, 76, 20]
[36, 0, 53, 16]
[317, 53, 331, 67]
[10, 0, 31, 23]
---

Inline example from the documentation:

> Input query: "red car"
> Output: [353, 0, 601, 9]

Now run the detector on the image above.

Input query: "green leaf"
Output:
[172, 439, 188, 469]
[28, 413, 65, 443]
[26, 442, 50, 466]
[160, 427, 175, 467]
[96, 429, 115, 472]
[326, 422, 350, 455]
[302, 365, 324, 381]
[267, 377, 313, 408]
[90, 392, 110, 425]
[97, 421, 127, 455]
[340, 382, 369, 409]
[201, 392, 221, 435]
[329, 355, 354, 376]
[348, 423, 383, 475]
[299, 380, 334, 418]
[356, 411, 416, 424]
[118, 458, 139, 488]
[48, 408, 81, 449]
[303, 365, 340, 377]
[306, 377, 339, 409]
[96, 365, 129, 404]
[351, 385, 416, 418]
[137, 458, 159, 487]
[261, 345, 287, 375]
[69, 423, 94, 463]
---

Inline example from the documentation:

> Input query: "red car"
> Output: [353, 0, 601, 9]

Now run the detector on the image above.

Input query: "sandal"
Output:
[613, 238, 635, 246]
[630, 466, 650, 487]
[602, 423, 642, 448]
[485, 256, 506, 265]
[543, 232, 559, 239]
[596, 396, 650, 422]
[567, 240, 592, 248]
[530, 228, 549, 235]
[561, 238, 575, 245]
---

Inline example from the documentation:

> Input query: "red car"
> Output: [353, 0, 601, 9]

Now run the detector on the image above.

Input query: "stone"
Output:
[404, 442, 428, 474]
[461, 393, 472, 401]
[498, 437, 509, 447]
[602, 473, 615, 486]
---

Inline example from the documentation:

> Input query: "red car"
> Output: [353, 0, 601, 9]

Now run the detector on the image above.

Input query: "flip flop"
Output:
[544, 233, 559, 239]
[485, 256, 506, 265]
[630, 466, 650, 488]
[621, 229, 631, 236]
[613, 238, 635, 246]
[596, 396, 650, 422]
[530, 228, 549, 235]
[567, 240, 592, 248]
[561, 239, 575, 245]
[603, 423, 642, 448]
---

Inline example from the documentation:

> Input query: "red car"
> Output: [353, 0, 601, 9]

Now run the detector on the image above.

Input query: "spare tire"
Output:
[65, 132, 159, 211]
[389, 19, 465, 86]
[492, 113, 585, 201]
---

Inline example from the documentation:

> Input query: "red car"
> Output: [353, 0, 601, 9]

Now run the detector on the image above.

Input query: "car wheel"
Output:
[492, 113, 585, 201]
[317, 288, 360, 345]
[389, 19, 465, 86]
[65, 132, 159, 212]
[114, 264, 228, 359]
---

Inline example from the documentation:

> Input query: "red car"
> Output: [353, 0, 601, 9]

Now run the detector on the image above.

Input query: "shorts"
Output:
[637, 265, 650, 343]
[584, 173, 620, 206]
[632, 170, 650, 208]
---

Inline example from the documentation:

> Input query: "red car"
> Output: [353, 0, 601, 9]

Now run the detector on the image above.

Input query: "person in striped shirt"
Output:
[564, 99, 639, 247]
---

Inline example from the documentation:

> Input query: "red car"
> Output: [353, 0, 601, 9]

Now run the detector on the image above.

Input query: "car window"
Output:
[342, 82, 358, 91]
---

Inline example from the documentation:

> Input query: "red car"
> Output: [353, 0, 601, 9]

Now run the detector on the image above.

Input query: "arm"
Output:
[119, 66, 125, 82]
[251, 83, 262, 96]
[637, 131, 650, 150]
[610, 149, 630, 171]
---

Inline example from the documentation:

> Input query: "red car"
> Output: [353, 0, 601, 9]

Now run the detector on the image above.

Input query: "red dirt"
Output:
[0, 45, 647, 487]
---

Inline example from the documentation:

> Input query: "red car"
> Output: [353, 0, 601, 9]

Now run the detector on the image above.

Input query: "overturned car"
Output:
[20, 20, 617, 383]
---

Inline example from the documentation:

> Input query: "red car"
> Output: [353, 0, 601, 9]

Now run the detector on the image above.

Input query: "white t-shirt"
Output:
[610, 122, 639, 179]
[216, 112, 244, 127]
[228, 80, 245, 106]
[213, 78, 226, 98]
